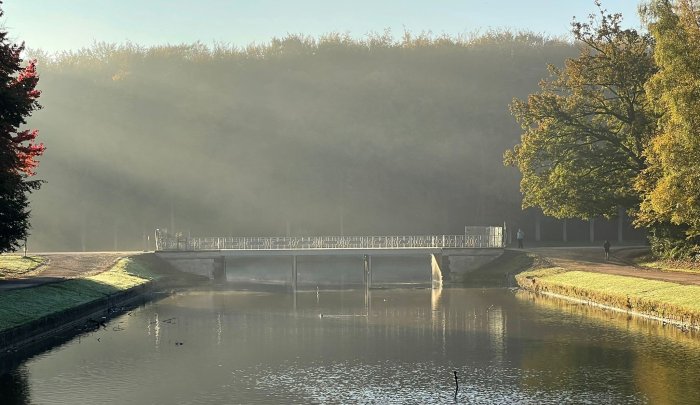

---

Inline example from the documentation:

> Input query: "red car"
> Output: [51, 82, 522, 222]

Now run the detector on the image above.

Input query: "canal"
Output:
[2, 287, 700, 404]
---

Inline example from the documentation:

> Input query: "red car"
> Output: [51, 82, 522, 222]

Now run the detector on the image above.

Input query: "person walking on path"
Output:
[516, 229, 525, 249]
[603, 240, 611, 261]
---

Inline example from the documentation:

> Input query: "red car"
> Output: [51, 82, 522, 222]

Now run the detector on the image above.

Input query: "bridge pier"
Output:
[291, 255, 298, 293]
[431, 253, 443, 289]
[211, 256, 226, 281]
[363, 255, 373, 311]
[363, 254, 372, 290]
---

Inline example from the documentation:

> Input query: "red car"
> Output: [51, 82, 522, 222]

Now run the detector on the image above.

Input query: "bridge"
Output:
[155, 227, 505, 290]
[154, 227, 504, 251]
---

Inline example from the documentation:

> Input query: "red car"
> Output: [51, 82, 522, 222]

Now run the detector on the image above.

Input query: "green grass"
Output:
[0, 257, 157, 332]
[517, 268, 700, 327]
[0, 255, 45, 278]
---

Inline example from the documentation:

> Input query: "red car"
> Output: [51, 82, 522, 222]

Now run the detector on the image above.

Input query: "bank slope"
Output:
[0, 257, 157, 333]
[517, 268, 700, 330]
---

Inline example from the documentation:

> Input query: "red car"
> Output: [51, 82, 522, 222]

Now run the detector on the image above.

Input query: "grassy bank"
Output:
[514, 290, 700, 349]
[0, 255, 46, 279]
[0, 256, 159, 333]
[516, 268, 700, 329]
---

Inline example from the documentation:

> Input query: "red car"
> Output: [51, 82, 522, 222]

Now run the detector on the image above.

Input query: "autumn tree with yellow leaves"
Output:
[507, 0, 700, 259]
[636, 0, 700, 259]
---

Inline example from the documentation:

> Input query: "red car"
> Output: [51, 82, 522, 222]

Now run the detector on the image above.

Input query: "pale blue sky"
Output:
[2, 1, 643, 53]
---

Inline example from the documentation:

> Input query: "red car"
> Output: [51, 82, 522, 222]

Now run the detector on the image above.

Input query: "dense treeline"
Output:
[25, 32, 575, 251]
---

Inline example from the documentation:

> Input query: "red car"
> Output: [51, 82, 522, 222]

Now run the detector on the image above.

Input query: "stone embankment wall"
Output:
[0, 284, 151, 352]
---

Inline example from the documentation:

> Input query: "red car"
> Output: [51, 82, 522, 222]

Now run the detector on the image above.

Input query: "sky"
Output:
[2, 0, 643, 53]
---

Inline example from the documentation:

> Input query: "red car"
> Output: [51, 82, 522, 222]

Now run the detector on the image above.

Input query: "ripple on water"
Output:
[239, 360, 646, 404]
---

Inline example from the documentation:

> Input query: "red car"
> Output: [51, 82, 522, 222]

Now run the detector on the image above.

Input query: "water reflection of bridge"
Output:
[155, 227, 504, 290]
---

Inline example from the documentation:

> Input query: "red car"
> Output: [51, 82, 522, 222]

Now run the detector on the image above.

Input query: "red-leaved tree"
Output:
[0, 2, 45, 252]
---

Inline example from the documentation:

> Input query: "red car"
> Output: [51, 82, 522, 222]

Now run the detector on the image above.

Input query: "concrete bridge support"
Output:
[363, 254, 370, 308]
[291, 255, 298, 293]
[431, 253, 443, 289]
[363, 254, 372, 289]
[156, 248, 501, 289]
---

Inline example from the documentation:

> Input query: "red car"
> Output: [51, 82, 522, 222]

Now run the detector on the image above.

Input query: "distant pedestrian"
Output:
[603, 240, 611, 260]
[516, 228, 525, 249]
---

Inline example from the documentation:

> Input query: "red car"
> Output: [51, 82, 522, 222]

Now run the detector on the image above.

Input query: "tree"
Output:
[0, 3, 44, 252]
[504, 3, 657, 220]
[636, 0, 700, 258]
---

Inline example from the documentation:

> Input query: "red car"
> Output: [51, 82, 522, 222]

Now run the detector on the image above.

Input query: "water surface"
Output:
[2, 287, 700, 404]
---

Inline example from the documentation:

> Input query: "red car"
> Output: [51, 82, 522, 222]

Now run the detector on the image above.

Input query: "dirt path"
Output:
[0, 252, 139, 290]
[527, 246, 700, 286]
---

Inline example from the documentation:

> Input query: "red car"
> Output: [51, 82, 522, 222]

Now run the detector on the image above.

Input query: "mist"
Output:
[26, 32, 576, 251]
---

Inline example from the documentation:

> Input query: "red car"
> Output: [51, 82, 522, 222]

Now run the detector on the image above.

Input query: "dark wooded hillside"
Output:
[27, 33, 575, 251]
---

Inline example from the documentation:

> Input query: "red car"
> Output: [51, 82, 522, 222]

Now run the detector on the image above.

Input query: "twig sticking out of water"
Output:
[453, 370, 459, 399]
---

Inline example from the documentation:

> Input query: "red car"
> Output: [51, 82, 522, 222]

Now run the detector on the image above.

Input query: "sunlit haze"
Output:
[2, 1, 700, 404]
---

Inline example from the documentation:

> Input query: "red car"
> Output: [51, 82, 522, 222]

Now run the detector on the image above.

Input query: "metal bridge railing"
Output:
[155, 227, 504, 251]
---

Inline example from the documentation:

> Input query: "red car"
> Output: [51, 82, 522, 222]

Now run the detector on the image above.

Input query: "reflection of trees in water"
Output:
[487, 306, 506, 363]
[0, 367, 31, 405]
[515, 290, 700, 348]
[515, 291, 700, 402]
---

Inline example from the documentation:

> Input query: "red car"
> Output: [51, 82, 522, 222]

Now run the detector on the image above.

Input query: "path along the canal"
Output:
[0, 252, 137, 291]
[525, 246, 700, 286]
